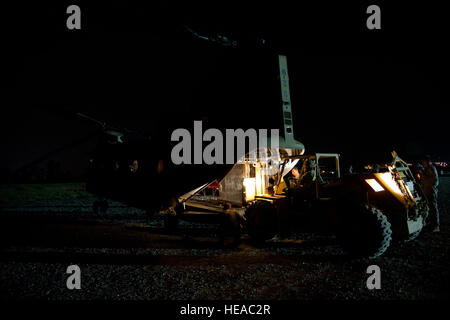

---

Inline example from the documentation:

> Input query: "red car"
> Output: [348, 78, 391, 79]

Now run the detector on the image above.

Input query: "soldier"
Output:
[219, 203, 242, 247]
[420, 156, 440, 232]
[287, 166, 302, 189]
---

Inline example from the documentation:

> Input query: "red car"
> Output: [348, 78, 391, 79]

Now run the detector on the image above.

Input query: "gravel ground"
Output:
[0, 197, 148, 220]
[0, 179, 449, 300]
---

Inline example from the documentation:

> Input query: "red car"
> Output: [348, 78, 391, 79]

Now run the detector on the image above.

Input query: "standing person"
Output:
[420, 156, 440, 232]
[219, 203, 241, 247]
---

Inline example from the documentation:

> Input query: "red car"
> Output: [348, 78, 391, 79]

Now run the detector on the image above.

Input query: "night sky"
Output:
[2, 2, 449, 179]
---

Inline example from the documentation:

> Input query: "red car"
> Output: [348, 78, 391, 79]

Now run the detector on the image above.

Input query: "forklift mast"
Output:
[277, 55, 304, 152]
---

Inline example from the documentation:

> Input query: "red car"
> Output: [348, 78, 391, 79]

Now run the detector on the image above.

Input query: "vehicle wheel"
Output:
[336, 203, 392, 258]
[245, 201, 277, 242]
[93, 199, 108, 215]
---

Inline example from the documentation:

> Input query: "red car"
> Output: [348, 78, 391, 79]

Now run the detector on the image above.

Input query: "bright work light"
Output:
[365, 179, 384, 192]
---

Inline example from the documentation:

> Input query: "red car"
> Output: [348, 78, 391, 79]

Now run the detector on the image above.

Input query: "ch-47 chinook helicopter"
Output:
[77, 110, 234, 218]
[82, 26, 429, 258]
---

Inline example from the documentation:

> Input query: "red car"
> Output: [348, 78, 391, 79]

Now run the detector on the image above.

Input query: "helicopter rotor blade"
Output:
[76, 112, 107, 128]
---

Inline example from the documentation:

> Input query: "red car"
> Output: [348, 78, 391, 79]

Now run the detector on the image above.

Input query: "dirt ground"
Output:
[0, 178, 449, 300]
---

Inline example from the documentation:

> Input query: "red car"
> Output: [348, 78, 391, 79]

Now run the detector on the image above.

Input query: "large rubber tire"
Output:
[219, 211, 242, 247]
[337, 203, 392, 258]
[245, 201, 278, 242]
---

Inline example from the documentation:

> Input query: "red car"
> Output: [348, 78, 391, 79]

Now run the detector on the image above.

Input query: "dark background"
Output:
[2, 1, 449, 182]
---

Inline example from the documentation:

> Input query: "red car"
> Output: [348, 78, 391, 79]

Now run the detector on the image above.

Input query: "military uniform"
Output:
[421, 164, 440, 230]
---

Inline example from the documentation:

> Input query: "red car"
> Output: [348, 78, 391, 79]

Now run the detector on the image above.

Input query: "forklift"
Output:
[170, 55, 429, 258]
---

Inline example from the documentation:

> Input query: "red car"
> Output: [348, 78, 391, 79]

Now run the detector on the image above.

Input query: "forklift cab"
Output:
[276, 153, 341, 200]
